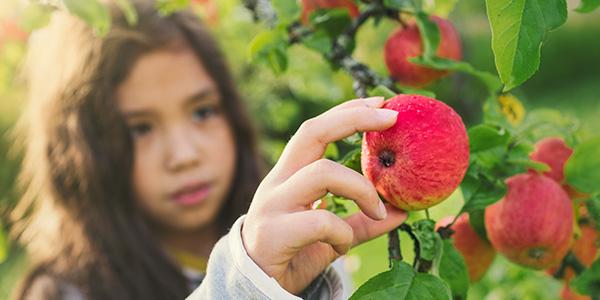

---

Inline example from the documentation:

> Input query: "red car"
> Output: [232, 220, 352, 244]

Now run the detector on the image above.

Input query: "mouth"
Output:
[171, 182, 212, 206]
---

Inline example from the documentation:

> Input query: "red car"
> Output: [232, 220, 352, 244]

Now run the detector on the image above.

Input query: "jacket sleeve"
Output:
[186, 215, 345, 300]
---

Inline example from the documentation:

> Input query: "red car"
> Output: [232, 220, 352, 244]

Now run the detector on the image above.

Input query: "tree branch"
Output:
[388, 227, 402, 268]
[243, 0, 403, 98]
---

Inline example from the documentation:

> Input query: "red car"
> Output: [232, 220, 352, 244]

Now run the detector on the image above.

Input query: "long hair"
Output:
[11, 1, 263, 299]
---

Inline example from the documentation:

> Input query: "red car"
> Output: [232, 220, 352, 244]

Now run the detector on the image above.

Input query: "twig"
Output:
[388, 227, 402, 268]
[243, 0, 403, 98]
[553, 251, 586, 279]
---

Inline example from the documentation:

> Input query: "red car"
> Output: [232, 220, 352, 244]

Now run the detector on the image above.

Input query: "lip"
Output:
[171, 182, 212, 206]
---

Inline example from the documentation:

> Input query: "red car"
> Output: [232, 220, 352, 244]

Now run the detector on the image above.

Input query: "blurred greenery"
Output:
[1, 0, 599, 299]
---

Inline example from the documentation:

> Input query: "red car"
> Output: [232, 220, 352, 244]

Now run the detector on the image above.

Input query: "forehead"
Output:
[116, 47, 217, 111]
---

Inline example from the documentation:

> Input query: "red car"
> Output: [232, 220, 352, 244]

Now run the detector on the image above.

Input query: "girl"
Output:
[12, 0, 407, 299]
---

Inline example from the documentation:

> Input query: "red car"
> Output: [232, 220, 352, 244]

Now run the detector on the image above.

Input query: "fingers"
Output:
[274, 159, 386, 220]
[345, 203, 408, 247]
[272, 98, 398, 181]
[283, 210, 354, 255]
[328, 96, 385, 112]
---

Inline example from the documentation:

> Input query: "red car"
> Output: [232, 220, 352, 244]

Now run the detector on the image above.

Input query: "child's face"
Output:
[116, 46, 236, 232]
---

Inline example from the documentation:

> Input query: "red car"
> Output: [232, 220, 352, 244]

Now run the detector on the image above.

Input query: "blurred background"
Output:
[1, 0, 599, 299]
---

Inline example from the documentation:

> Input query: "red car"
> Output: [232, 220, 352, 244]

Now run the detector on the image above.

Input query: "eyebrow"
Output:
[122, 88, 218, 119]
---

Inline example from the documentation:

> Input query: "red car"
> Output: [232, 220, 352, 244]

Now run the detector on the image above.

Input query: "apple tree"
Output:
[2, 0, 600, 299]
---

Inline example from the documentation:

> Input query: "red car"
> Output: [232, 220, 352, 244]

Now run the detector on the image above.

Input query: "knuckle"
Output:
[312, 158, 335, 173]
[298, 117, 318, 136]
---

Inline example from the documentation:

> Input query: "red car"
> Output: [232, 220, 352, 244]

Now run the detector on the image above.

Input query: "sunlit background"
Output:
[1, 0, 599, 299]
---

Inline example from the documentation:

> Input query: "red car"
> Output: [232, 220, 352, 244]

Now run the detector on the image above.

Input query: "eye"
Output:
[192, 105, 219, 122]
[129, 122, 152, 138]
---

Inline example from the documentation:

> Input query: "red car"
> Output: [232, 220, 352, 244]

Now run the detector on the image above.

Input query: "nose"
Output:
[165, 124, 200, 173]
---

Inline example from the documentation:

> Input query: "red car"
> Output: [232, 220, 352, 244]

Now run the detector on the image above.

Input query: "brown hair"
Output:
[11, 1, 263, 299]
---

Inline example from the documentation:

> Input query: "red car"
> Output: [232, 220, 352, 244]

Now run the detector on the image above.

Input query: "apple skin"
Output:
[530, 137, 573, 183]
[300, 0, 360, 25]
[361, 94, 469, 211]
[485, 173, 574, 270]
[530, 137, 591, 200]
[436, 214, 496, 282]
[384, 16, 462, 87]
[548, 223, 599, 283]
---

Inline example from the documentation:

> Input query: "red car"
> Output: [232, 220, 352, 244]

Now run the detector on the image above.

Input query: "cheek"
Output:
[131, 139, 162, 206]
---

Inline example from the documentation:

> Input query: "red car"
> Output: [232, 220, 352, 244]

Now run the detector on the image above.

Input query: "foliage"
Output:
[1, 0, 600, 299]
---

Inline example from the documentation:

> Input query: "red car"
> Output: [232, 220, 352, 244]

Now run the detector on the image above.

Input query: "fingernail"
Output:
[378, 109, 398, 121]
[378, 201, 387, 219]
[364, 96, 384, 106]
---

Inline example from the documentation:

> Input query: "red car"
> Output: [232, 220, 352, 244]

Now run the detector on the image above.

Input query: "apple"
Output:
[485, 173, 574, 269]
[436, 214, 496, 282]
[361, 94, 469, 211]
[300, 0, 360, 25]
[384, 16, 462, 87]
[530, 137, 572, 183]
[530, 137, 590, 200]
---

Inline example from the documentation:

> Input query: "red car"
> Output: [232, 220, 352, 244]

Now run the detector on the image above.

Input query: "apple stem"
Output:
[553, 251, 586, 279]
[387, 227, 402, 268]
[425, 209, 431, 220]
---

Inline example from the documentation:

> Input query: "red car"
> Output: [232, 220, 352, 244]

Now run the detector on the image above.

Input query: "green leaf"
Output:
[505, 158, 550, 172]
[155, 0, 190, 16]
[565, 137, 600, 194]
[409, 57, 502, 95]
[0, 223, 7, 263]
[439, 240, 469, 300]
[468, 209, 489, 241]
[485, 0, 567, 91]
[571, 258, 600, 297]
[310, 9, 353, 39]
[343, 133, 363, 146]
[368, 85, 397, 99]
[467, 124, 510, 153]
[247, 30, 289, 74]
[350, 261, 452, 300]
[63, 0, 111, 36]
[383, 0, 417, 11]
[272, 0, 300, 24]
[414, 12, 440, 59]
[116, 0, 138, 26]
[413, 219, 437, 261]
[324, 143, 339, 160]
[576, 0, 600, 13]
[339, 148, 362, 173]
[460, 175, 506, 212]
[20, 3, 53, 31]
[424, 0, 459, 17]
[301, 30, 332, 56]
[586, 196, 600, 231]
[396, 84, 437, 98]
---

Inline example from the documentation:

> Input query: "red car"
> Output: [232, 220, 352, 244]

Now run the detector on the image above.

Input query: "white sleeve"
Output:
[186, 215, 345, 300]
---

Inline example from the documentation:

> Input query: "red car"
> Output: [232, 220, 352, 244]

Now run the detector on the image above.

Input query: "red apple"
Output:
[530, 137, 572, 183]
[300, 0, 360, 25]
[384, 16, 462, 87]
[436, 214, 496, 282]
[485, 173, 574, 269]
[530, 137, 590, 200]
[361, 94, 469, 211]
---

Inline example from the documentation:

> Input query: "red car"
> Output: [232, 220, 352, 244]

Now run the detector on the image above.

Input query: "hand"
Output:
[241, 96, 408, 294]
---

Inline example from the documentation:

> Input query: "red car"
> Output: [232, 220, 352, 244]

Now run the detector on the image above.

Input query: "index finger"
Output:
[272, 101, 398, 181]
